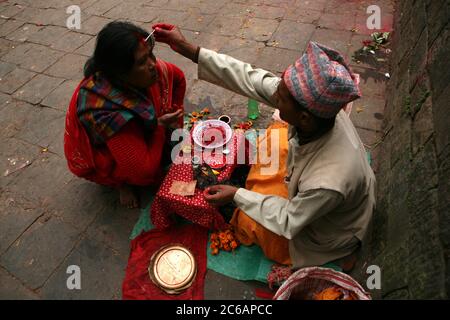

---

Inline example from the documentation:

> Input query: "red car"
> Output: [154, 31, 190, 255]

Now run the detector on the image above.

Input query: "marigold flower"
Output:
[230, 241, 239, 250]
[219, 233, 227, 242]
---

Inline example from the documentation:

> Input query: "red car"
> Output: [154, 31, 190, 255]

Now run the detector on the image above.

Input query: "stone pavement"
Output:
[0, 0, 393, 299]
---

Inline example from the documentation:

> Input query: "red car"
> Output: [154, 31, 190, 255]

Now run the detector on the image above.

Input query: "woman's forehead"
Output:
[135, 41, 153, 58]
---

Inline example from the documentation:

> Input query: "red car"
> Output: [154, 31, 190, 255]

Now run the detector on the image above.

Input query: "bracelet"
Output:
[193, 46, 201, 63]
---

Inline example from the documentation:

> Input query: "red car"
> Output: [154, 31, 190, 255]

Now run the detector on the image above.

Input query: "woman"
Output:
[64, 21, 186, 208]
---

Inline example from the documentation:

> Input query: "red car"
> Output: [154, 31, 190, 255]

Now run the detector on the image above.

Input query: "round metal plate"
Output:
[149, 245, 196, 291]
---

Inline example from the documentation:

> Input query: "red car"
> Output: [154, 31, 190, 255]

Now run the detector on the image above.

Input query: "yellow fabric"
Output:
[231, 121, 291, 265]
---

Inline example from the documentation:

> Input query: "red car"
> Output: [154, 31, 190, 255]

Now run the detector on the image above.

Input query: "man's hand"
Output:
[203, 185, 238, 206]
[157, 108, 183, 128]
[152, 23, 199, 62]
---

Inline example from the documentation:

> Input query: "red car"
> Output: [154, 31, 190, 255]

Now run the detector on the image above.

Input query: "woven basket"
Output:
[273, 267, 371, 300]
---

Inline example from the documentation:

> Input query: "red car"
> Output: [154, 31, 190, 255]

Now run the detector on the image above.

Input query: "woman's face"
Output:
[126, 40, 158, 89]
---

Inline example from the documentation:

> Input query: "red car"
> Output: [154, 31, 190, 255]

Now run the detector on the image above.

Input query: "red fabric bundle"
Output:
[122, 224, 208, 300]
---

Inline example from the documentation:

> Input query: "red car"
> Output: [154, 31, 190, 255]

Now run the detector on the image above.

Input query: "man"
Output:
[153, 23, 376, 270]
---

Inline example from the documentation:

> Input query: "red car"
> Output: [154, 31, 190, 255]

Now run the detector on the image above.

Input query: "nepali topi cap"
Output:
[283, 42, 361, 118]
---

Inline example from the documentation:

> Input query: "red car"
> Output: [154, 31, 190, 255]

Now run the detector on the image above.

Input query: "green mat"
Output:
[130, 200, 273, 283]
[131, 198, 341, 284]
[206, 239, 274, 283]
[130, 201, 154, 240]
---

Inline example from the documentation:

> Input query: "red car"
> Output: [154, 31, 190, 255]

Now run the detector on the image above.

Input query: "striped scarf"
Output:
[77, 72, 156, 145]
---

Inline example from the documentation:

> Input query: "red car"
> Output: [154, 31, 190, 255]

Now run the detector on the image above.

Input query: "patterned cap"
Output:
[283, 42, 361, 118]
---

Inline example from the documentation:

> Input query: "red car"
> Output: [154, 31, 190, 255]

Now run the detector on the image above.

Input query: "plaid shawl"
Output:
[77, 72, 156, 145]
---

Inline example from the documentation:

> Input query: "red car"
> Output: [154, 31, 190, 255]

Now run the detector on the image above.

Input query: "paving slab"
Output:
[0, 61, 15, 77]
[13, 74, 65, 105]
[177, 8, 215, 32]
[284, 7, 322, 23]
[0, 67, 36, 94]
[0, 134, 41, 184]
[1, 42, 65, 73]
[13, 105, 65, 147]
[48, 180, 110, 231]
[350, 95, 386, 132]
[222, 3, 286, 20]
[77, 15, 112, 36]
[0, 19, 24, 37]
[0, 38, 18, 58]
[257, 46, 301, 73]
[0, 4, 26, 19]
[310, 28, 353, 60]
[0, 91, 11, 108]
[204, 270, 267, 300]
[44, 53, 87, 80]
[41, 79, 78, 111]
[352, 65, 388, 98]
[0, 215, 81, 290]
[85, 201, 140, 259]
[317, 12, 357, 32]
[84, 0, 123, 16]
[40, 234, 125, 299]
[27, 25, 69, 47]
[104, 3, 159, 22]
[74, 36, 96, 57]
[4, 152, 74, 206]
[50, 31, 92, 53]
[240, 17, 280, 42]
[270, 20, 315, 51]
[220, 38, 265, 66]
[207, 15, 245, 37]
[5, 23, 43, 43]
[0, 267, 39, 300]
[0, 186, 45, 255]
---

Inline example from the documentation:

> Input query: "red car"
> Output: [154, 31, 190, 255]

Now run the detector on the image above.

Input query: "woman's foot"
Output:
[119, 185, 139, 209]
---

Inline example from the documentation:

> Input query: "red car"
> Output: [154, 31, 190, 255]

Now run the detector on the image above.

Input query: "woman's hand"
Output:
[203, 185, 238, 206]
[152, 23, 200, 62]
[157, 108, 183, 128]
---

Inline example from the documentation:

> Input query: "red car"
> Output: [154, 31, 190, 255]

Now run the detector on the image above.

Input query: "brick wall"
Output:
[370, 0, 449, 299]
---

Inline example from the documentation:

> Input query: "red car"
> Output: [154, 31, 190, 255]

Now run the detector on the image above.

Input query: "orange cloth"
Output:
[231, 121, 292, 265]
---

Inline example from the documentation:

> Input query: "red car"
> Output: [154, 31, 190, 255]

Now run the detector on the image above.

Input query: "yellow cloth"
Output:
[231, 122, 291, 265]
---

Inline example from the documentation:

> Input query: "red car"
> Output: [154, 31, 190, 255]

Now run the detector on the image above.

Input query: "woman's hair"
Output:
[84, 21, 150, 80]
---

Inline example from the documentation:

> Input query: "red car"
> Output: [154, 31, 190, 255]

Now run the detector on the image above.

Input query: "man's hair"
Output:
[295, 101, 337, 132]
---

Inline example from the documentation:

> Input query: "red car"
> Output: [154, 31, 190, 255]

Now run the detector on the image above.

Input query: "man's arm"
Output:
[197, 48, 280, 107]
[152, 23, 280, 107]
[233, 188, 344, 240]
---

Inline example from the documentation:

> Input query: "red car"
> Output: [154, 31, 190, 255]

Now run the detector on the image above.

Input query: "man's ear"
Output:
[298, 110, 318, 131]
[298, 110, 311, 122]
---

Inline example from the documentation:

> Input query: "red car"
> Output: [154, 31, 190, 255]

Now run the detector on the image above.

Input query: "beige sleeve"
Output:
[233, 188, 344, 240]
[198, 48, 281, 107]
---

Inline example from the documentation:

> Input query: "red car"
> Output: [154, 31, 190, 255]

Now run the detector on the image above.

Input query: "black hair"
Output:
[295, 101, 336, 133]
[314, 113, 336, 132]
[84, 21, 150, 81]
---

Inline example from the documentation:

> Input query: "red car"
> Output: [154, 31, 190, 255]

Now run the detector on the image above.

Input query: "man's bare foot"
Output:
[119, 185, 139, 209]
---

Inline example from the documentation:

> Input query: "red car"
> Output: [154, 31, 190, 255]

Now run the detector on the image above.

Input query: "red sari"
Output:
[64, 60, 186, 187]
